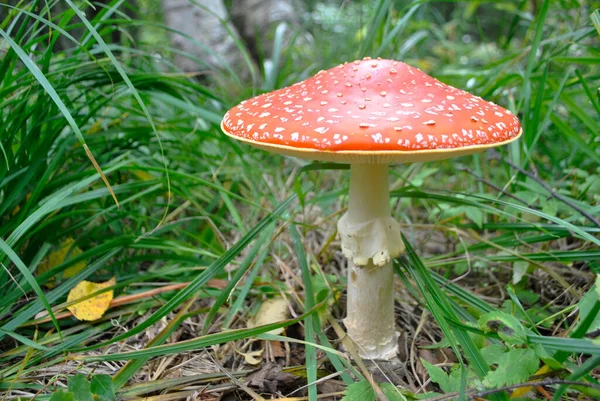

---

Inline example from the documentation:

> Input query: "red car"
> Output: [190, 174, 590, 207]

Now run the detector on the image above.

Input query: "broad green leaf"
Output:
[483, 348, 539, 387]
[478, 311, 528, 345]
[90, 374, 116, 401]
[409, 167, 438, 187]
[49, 391, 74, 401]
[480, 344, 507, 366]
[464, 206, 484, 229]
[574, 276, 600, 335]
[341, 380, 375, 401]
[67, 374, 93, 401]
[421, 359, 459, 393]
[541, 199, 559, 218]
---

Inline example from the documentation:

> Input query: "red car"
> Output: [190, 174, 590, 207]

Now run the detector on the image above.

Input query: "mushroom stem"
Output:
[342, 164, 398, 360]
[348, 164, 391, 223]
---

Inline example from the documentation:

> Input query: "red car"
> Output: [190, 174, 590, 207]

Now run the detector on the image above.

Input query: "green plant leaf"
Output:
[409, 167, 438, 187]
[483, 348, 539, 387]
[0, 238, 62, 339]
[480, 344, 507, 366]
[381, 383, 408, 401]
[465, 206, 484, 229]
[400, 235, 507, 401]
[290, 223, 318, 401]
[421, 359, 460, 393]
[67, 374, 93, 401]
[71, 189, 302, 352]
[574, 276, 600, 335]
[90, 374, 115, 401]
[341, 380, 406, 401]
[341, 380, 376, 401]
[420, 337, 452, 350]
[0, 328, 50, 351]
[512, 261, 529, 285]
[49, 390, 75, 401]
[592, 10, 600, 37]
[478, 311, 528, 345]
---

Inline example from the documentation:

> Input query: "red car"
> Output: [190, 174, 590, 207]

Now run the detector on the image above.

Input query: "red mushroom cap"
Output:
[221, 58, 521, 164]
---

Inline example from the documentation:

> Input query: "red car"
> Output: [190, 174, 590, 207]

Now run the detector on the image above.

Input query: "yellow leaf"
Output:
[236, 349, 263, 365]
[38, 238, 87, 288]
[248, 297, 289, 335]
[67, 277, 115, 321]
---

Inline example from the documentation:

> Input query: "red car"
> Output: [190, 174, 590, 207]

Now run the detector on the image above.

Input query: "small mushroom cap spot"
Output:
[221, 58, 522, 163]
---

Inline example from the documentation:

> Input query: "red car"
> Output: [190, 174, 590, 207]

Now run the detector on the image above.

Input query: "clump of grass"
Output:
[0, 1, 598, 400]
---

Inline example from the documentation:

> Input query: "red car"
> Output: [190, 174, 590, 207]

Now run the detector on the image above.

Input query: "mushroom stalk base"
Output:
[340, 164, 399, 360]
[345, 259, 398, 359]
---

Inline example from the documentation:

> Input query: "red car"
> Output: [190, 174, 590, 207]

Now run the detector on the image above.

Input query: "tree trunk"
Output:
[161, 0, 248, 75]
[229, 0, 297, 63]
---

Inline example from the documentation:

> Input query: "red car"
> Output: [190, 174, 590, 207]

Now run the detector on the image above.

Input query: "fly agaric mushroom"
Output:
[221, 58, 521, 360]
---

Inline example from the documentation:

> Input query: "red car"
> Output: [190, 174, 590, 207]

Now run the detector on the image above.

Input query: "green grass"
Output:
[0, 0, 599, 400]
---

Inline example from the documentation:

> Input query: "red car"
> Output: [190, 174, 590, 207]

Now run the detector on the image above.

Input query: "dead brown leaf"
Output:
[245, 363, 299, 393]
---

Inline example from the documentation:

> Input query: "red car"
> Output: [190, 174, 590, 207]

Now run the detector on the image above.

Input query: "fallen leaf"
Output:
[237, 349, 263, 365]
[206, 278, 228, 289]
[39, 238, 87, 287]
[245, 363, 298, 392]
[248, 297, 289, 335]
[67, 277, 115, 321]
